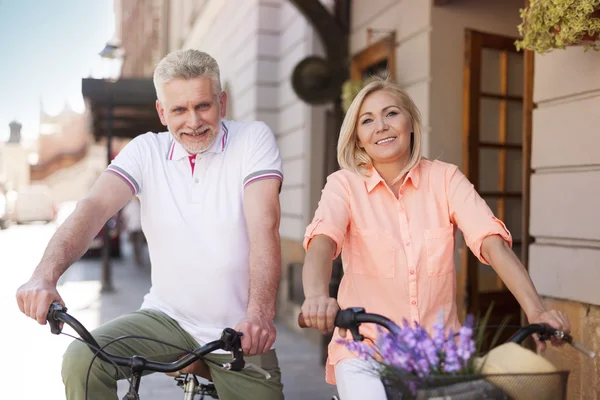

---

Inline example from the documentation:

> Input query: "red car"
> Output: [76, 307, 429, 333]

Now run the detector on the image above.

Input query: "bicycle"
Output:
[298, 307, 596, 400]
[46, 302, 272, 400]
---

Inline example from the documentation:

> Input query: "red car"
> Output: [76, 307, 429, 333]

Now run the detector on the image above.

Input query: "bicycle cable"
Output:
[75, 333, 224, 400]
[59, 332, 134, 398]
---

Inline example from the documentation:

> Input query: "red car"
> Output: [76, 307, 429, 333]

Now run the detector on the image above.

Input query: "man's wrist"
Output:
[33, 264, 60, 286]
[247, 305, 275, 320]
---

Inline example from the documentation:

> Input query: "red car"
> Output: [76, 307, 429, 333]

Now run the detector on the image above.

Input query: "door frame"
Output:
[461, 28, 534, 323]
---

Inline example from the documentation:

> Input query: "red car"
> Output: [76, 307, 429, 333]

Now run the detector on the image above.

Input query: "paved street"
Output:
[1, 221, 338, 400]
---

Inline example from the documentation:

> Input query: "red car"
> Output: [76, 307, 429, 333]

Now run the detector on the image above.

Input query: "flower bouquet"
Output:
[340, 310, 510, 399]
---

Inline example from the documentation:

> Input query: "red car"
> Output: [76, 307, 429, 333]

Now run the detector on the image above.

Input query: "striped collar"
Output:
[167, 121, 229, 161]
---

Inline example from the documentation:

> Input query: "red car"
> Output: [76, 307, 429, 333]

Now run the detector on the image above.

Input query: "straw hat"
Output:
[473, 342, 562, 400]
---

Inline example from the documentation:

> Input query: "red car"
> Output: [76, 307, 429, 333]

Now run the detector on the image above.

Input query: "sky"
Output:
[0, 0, 115, 142]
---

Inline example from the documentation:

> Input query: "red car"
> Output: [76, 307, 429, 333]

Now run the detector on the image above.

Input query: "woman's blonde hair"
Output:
[337, 77, 423, 184]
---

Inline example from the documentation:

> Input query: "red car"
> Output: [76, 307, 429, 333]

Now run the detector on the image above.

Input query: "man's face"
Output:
[156, 77, 227, 154]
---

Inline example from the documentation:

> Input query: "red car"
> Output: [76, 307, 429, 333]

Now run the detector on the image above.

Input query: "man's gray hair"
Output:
[153, 49, 222, 98]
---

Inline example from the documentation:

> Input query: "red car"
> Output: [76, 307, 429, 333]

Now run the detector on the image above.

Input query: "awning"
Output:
[81, 78, 165, 140]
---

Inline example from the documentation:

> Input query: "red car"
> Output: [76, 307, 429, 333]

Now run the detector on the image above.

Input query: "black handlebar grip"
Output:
[47, 302, 67, 335]
[334, 307, 366, 341]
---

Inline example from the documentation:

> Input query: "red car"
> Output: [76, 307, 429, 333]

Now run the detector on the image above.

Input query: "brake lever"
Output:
[219, 328, 245, 371]
[539, 328, 597, 359]
[47, 302, 67, 335]
[243, 362, 272, 379]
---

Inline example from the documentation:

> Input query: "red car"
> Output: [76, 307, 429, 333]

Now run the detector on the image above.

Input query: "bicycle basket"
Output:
[381, 371, 570, 400]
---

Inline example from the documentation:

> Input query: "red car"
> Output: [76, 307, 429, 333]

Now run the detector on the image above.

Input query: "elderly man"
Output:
[16, 49, 284, 399]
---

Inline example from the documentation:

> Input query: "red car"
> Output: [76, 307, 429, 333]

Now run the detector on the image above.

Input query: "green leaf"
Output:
[515, 0, 600, 53]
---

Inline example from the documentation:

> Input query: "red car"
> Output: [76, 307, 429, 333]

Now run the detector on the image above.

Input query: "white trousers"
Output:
[334, 357, 388, 400]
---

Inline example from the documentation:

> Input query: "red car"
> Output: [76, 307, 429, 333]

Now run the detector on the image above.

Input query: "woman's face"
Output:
[356, 90, 413, 167]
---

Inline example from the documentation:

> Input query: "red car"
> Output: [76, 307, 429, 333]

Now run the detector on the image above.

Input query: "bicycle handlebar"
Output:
[298, 308, 596, 359]
[47, 302, 245, 374]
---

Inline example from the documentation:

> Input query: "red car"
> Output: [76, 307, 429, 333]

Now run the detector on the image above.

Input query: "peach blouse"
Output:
[303, 159, 512, 384]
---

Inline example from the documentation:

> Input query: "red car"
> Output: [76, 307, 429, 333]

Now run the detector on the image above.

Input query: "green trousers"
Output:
[61, 309, 284, 399]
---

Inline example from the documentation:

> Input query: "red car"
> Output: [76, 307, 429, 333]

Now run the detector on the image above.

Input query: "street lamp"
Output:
[98, 40, 124, 293]
[98, 41, 125, 82]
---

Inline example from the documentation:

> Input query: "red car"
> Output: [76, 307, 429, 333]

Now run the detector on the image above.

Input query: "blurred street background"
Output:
[1, 0, 600, 399]
[0, 209, 337, 399]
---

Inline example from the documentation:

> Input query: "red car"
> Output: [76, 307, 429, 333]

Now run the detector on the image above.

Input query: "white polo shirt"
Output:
[106, 119, 283, 348]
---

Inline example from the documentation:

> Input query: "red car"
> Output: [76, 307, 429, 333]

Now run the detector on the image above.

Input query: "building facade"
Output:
[110, 1, 600, 396]
[118, 0, 170, 78]
[527, 44, 600, 400]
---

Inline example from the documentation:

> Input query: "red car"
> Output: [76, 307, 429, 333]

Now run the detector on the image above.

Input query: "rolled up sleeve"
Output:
[303, 173, 350, 259]
[446, 165, 512, 265]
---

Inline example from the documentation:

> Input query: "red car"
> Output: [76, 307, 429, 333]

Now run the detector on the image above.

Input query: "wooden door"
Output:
[462, 29, 527, 345]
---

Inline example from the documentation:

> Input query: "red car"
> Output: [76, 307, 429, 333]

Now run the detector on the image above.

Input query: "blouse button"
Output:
[411, 301, 417, 305]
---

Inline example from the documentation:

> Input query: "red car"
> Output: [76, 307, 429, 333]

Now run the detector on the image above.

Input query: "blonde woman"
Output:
[300, 78, 570, 399]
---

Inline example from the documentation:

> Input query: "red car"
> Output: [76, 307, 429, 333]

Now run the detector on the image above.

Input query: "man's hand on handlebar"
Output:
[16, 275, 64, 325]
[235, 311, 276, 356]
[300, 296, 342, 336]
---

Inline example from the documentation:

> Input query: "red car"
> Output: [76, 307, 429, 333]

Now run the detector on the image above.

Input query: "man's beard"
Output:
[173, 124, 218, 154]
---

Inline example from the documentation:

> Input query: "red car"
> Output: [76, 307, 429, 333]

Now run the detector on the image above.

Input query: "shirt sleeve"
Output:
[445, 164, 512, 265]
[243, 122, 283, 189]
[303, 173, 351, 259]
[105, 134, 146, 196]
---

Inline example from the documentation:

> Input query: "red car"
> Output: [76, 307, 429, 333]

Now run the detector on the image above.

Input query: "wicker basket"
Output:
[381, 372, 569, 400]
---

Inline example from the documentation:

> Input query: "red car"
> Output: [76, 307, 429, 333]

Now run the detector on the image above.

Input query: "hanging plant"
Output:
[515, 0, 600, 54]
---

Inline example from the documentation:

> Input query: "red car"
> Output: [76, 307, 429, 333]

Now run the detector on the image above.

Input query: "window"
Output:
[350, 32, 396, 82]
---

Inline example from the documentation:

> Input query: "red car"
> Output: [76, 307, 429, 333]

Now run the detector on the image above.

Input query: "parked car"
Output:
[13, 184, 56, 224]
[0, 191, 11, 229]
[0, 182, 15, 229]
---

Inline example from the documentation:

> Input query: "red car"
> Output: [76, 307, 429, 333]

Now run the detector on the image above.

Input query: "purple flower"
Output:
[443, 329, 460, 373]
[416, 358, 430, 378]
[432, 311, 446, 349]
[338, 311, 478, 382]
[398, 321, 417, 350]
[457, 314, 476, 366]
[336, 339, 376, 360]
[417, 335, 439, 371]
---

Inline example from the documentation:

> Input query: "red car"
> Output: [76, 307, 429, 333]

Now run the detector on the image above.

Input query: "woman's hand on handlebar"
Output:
[16, 275, 64, 325]
[300, 296, 340, 336]
[528, 308, 571, 352]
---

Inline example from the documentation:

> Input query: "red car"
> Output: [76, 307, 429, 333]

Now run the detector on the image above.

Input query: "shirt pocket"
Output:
[350, 229, 396, 278]
[424, 226, 455, 277]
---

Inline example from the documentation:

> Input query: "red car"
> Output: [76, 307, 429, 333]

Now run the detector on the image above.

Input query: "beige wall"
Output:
[529, 46, 600, 305]
[350, 0, 432, 156]
[182, 0, 327, 243]
[120, 0, 169, 78]
[528, 40, 600, 400]
[429, 0, 523, 167]
[37, 108, 89, 166]
[41, 144, 108, 204]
